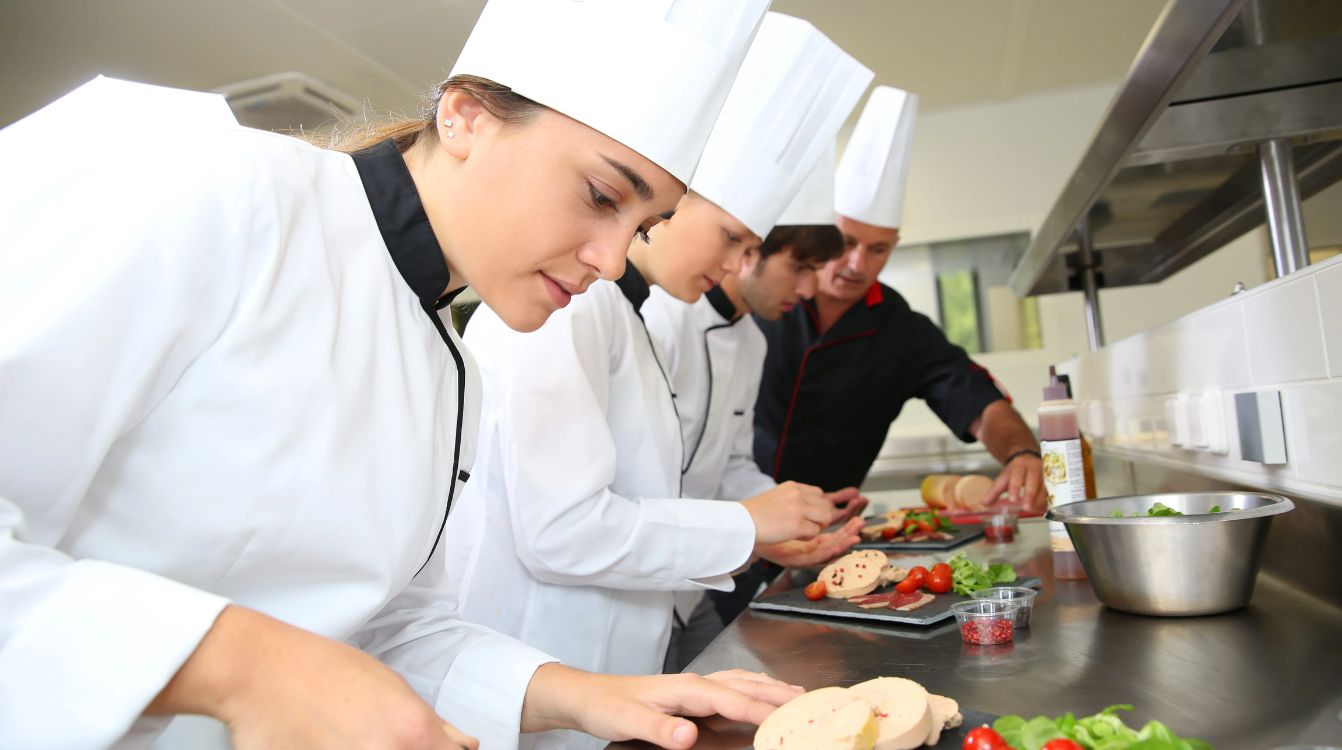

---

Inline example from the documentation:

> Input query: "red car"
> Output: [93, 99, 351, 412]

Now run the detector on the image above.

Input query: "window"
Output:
[880, 232, 1043, 353]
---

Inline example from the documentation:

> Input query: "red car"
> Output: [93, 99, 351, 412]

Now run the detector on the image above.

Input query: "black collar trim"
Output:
[616, 261, 652, 315]
[706, 285, 738, 321]
[351, 139, 457, 310]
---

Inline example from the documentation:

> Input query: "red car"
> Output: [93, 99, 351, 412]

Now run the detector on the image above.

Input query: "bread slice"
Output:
[923, 694, 963, 746]
[754, 686, 878, 750]
[954, 475, 994, 510]
[819, 550, 888, 599]
[920, 475, 961, 509]
[847, 677, 934, 750]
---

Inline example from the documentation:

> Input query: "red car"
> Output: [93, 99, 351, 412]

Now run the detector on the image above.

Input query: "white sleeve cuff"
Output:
[664, 499, 756, 591]
[0, 560, 228, 749]
[436, 633, 559, 749]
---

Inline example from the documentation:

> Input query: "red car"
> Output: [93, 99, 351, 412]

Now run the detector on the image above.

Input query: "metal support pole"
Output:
[1242, 0, 1271, 46]
[1258, 138, 1310, 278]
[1077, 217, 1105, 352]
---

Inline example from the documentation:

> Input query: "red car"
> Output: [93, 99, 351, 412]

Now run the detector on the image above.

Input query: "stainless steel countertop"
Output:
[610, 521, 1342, 749]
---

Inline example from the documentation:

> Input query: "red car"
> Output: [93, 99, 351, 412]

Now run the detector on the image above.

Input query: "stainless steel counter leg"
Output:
[1077, 218, 1105, 351]
[1258, 138, 1310, 278]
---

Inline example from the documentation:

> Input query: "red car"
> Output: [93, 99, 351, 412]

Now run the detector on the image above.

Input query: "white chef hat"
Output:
[776, 140, 837, 226]
[834, 85, 918, 229]
[450, 0, 770, 184]
[688, 13, 873, 238]
[4, 76, 236, 143]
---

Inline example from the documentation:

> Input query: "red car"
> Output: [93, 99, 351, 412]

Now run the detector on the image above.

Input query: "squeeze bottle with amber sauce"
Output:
[1039, 366, 1088, 580]
[1057, 374, 1098, 498]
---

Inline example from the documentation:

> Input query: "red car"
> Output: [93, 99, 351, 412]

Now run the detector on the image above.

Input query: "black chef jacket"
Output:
[753, 282, 1006, 489]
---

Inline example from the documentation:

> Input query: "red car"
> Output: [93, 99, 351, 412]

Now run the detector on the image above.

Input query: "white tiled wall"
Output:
[1241, 276, 1329, 384]
[1059, 252, 1342, 506]
[1317, 262, 1342, 379]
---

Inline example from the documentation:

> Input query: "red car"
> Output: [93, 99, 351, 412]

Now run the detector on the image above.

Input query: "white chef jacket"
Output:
[642, 286, 777, 501]
[0, 78, 553, 750]
[445, 265, 756, 749]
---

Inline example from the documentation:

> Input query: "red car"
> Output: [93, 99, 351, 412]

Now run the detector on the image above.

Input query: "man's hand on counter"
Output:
[758, 516, 865, 569]
[970, 399, 1048, 513]
[521, 664, 802, 749]
[986, 453, 1047, 512]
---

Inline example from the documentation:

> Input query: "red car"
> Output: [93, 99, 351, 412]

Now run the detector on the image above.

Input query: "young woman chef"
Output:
[643, 147, 873, 671]
[0, 1, 812, 749]
[444, 14, 872, 749]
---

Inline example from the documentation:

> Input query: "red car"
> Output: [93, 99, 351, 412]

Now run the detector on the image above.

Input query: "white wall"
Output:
[1059, 252, 1342, 506]
[1303, 180, 1342, 249]
[876, 82, 1281, 443]
[900, 83, 1118, 247]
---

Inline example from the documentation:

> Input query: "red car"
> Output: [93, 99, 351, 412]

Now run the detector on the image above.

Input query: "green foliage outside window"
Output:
[938, 270, 982, 354]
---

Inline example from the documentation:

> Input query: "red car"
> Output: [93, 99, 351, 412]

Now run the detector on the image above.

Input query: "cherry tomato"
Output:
[803, 581, 827, 601]
[926, 569, 952, 594]
[931, 562, 952, 577]
[963, 726, 1009, 750]
[915, 519, 935, 533]
[907, 566, 929, 587]
[895, 575, 922, 594]
[1042, 740, 1083, 750]
[881, 526, 899, 541]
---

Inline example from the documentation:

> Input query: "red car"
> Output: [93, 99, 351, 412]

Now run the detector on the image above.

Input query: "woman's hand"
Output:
[740, 481, 833, 544]
[148, 605, 476, 750]
[521, 664, 802, 749]
[756, 516, 864, 569]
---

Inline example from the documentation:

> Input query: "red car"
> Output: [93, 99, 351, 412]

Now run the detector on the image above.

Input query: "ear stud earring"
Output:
[443, 119, 456, 138]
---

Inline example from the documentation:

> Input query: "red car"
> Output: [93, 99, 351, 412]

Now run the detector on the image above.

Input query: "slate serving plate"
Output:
[853, 519, 985, 551]
[748, 578, 1042, 626]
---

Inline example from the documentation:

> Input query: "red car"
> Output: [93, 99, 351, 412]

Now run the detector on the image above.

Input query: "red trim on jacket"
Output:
[865, 283, 883, 307]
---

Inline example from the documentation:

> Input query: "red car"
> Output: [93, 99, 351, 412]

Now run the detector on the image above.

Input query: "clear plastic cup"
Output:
[971, 586, 1038, 628]
[984, 512, 1019, 543]
[951, 599, 1019, 645]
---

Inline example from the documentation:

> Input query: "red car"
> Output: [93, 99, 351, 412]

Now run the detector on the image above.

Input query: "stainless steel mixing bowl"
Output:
[1046, 491, 1295, 616]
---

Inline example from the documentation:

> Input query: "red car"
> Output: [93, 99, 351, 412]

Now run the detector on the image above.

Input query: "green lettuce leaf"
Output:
[991, 704, 1211, 750]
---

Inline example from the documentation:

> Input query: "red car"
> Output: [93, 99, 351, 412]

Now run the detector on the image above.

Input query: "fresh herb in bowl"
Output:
[1108, 502, 1236, 518]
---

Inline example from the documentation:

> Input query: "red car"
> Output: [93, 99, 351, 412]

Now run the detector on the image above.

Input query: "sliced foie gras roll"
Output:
[881, 561, 910, 584]
[753, 686, 878, 750]
[920, 474, 960, 509]
[953, 475, 994, 510]
[861, 510, 908, 540]
[819, 549, 888, 598]
[924, 695, 964, 746]
[847, 677, 933, 750]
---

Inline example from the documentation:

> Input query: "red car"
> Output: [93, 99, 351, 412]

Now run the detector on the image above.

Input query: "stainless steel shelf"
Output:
[1010, 0, 1342, 298]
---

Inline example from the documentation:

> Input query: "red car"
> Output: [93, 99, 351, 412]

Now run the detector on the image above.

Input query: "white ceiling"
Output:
[1, 0, 1167, 129]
